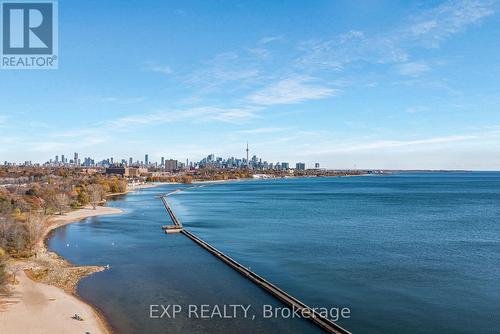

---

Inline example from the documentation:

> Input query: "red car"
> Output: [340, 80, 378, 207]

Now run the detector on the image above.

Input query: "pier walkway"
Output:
[159, 192, 351, 334]
[161, 195, 183, 229]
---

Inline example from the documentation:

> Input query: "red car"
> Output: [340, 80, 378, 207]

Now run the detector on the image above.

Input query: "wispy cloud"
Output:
[49, 128, 109, 139]
[185, 51, 263, 92]
[237, 127, 288, 134]
[245, 47, 271, 59]
[297, 0, 494, 71]
[309, 135, 478, 154]
[248, 76, 337, 105]
[144, 63, 173, 75]
[109, 106, 260, 129]
[207, 107, 260, 122]
[398, 62, 430, 76]
[297, 30, 408, 70]
[405, 0, 494, 48]
[258, 36, 283, 45]
[26, 135, 109, 153]
[79, 95, 147, 105]
[0, 136, 18, 151]
[102, 96, 147, 104]
[405, 106, 429, 114]
[244, 36, 284, 59]
[173, 0, 493, 111]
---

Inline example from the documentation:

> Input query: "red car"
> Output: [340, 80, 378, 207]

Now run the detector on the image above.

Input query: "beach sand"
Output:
[0, 270, 109, 334]
[0, 205, 123, 334]
[43, 206, 124, 239]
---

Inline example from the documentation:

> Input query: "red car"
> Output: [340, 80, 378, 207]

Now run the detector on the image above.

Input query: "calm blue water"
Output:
[48, 173, 500, 333]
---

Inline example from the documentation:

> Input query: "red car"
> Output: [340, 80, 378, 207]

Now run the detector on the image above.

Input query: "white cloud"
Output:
[0, 135, 17, 148]
[409, 20, 439, 36]
[145, 64, 172, 75]
[237, 127, 288, 134]
[310, 135, 478, 154]
[398, 62, 431, 76]
[206, 107, 260, 122]
[26, 136, 108, 153]
[258, 36, 282, 45]
[248, 76, 336, 105]
[49, 128, 109, 139]
[297, 0, 494, 71]
[186, 51, 262, 91]
[79, 95, 147, 105]
[405, 106, 428, 114]
[245, 47, 270, 59]
[296, 30, 408, 70]
[405, 0, 494, 47]
[109, 110, 178, 128]
[103, 96, 147, 104]
[109, 106, 260, 129]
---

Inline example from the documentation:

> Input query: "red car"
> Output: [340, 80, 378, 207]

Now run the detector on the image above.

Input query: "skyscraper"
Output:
[129, 157, 133, 166]
[165, 159, 177, 171]
[296, 162, 306, 170]
[246, 142, 249, 169]
[161, 157, 165, 167]
[145, 154, 149, 166]
[74, 153, 79, 165]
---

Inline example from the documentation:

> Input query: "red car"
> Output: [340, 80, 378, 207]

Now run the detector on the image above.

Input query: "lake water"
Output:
[48, 173, 500, 333]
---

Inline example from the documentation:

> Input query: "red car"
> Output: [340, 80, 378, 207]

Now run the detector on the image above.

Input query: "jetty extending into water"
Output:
[160, 195, 183, 233]
[159, 191, 351, 334]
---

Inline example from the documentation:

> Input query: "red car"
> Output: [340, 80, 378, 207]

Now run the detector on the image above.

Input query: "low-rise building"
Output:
[105, 167, 147, 177]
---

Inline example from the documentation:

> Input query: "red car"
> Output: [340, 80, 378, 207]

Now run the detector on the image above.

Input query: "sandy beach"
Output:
[0, 205, 123, 334]
[0, 270, 109, 334]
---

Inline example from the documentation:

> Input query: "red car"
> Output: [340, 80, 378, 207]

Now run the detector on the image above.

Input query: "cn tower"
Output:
[246, 142, 249, 169]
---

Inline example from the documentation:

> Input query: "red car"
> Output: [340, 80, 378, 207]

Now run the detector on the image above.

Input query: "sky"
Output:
[1, 0, 500, 169]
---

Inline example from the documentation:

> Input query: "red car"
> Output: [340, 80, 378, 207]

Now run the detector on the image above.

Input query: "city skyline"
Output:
[3, 146, 313, 172]
[1, 1, 500, 169]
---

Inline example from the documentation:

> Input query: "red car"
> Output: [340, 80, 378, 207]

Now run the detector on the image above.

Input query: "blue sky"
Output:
[1, 0, 500, 169]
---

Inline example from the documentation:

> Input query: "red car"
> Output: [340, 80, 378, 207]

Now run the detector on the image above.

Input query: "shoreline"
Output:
[0, 180, 243, 332]
[1, 205, 124, 334]
[1, 176, 363, 333]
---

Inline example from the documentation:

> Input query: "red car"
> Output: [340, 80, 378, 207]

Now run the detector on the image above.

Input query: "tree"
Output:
[87, 184, 104, 210]
[76, 187, 90, 206]
[0, 216, 13, 250]
[180, 175, 193, 184]
[10, 222, 26, 254]
[25, 212, 45, 254]
[52, 193, 69, 215]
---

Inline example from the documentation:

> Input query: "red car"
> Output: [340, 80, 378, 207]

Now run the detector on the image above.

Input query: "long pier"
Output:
[161, 194, 183, 228]
[160, 193, 351, 334]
